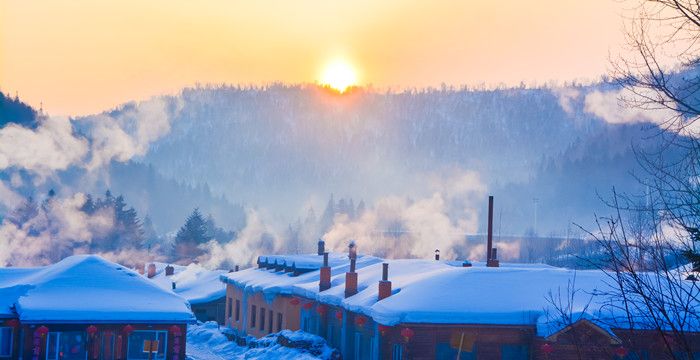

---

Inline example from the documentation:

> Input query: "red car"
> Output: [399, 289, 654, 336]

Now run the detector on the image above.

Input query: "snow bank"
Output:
[187, 322, 338, 360]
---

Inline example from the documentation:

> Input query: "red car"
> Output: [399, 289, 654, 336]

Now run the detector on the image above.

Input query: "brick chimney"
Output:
[348, 241, 357, 260]
[136, 263, 145, 275]
[147, 263, 156, 278]
[318, 239, 325, 255]
[319, 252, 331, 292]
[486, 195, 500, 267]
[345, 258, 358, 298]
[165, 265, 174, 276]
[378, 263, 392, 301]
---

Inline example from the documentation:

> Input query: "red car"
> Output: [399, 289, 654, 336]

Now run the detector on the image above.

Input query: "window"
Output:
[46, 331, 87, 360]
[260, 308, 266, 331]
[235, 300, 240, 322]
[500, 344, 528, 360]
[277, 313, 283, 332]
[101, 331, 115, 360]
[436, 343, 476, 360]
[250, 305, 257, 328]
[127, 330, 167, 360]
[268, 310, 273, 334]
[353, 332, 363, 360]
[392, 344, 403, 360]
[0, 327, 12, 357]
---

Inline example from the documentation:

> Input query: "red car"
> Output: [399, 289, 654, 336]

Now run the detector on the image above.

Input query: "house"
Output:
[219, 197, 700, 359]
[0, 255, 194, 360]
[147, 262, 228, 324]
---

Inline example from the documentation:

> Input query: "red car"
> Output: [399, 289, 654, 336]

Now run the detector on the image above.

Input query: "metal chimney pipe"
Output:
[382, 263, 389, 281]
[487, 195, 494, 261]
[350, 258, 356, 273]
[323, 252, 329, 267]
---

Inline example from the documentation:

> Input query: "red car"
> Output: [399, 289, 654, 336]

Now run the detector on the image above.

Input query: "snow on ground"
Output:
[186, 322, 338, 360]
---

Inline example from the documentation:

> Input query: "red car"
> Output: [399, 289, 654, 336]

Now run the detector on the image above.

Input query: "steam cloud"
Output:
[322, 171, 488, 260]
[0, 97, 182, 266]
[201, 209, 281, 268]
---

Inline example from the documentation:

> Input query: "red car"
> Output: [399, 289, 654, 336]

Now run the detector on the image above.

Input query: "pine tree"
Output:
[174, 208, 211, 261]
[684, 227, 700, 272]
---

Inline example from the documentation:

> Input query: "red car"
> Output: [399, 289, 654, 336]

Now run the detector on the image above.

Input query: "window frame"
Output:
[45, 331, 88, 360]
[250, 305, 257, 328]
[126, 330, 168, 360]
[0, 327, 12, 358]
[235, 299, 240, 322]
[260, 307, 266, 331]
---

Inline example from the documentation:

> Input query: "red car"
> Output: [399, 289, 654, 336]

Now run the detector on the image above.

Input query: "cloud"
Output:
[0, 96, 182, 179]
[553, 87, 580, 114]
[321, 170, 487, 260]
[583, 88, 679, 125]
[0, 116, 88, 178]
[0, 193, 114, 266]
[201, 209, 281, 268]
[82, 97, 182, 170]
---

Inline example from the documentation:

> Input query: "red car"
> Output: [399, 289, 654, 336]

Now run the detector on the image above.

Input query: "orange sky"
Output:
[0, 0, 627, 116]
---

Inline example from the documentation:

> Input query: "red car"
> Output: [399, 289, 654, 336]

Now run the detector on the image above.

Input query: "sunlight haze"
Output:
[1, 0, 626, 115]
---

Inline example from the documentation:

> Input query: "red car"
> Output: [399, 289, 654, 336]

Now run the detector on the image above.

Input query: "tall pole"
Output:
[487, 196, 494, 261]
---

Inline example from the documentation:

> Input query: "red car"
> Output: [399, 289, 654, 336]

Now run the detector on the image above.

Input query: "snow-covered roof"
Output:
[149, 262, 227, 305]
[0, 255, 195, 324]
[221, 253, 382, 302]
[222, 254, 683, 335]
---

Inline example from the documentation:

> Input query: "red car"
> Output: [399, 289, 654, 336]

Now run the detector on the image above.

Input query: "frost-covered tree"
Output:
[174, 208, 210, 261]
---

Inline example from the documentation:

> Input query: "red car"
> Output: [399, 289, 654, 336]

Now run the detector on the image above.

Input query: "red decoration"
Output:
[302, 302, 314, 310]
[354, 316, 367, 326]
[316, 304, 328, 315]
[378, 324, 390, 335]
[614, 345, 628, 358]
[540, 343, 553, 354]
[36, 326, 49, 335]
[335, 311, 343, 321]
[86, 325, 98, 336]
[169, 325, 182, 336]
[289, 298, 301, 306]
[5, 319, 19, 328]
[122, 324, 134, 335]
[400, 327, 415, 341]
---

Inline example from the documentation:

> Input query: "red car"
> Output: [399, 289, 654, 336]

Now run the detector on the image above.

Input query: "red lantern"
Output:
[335, 311, 343, 321]
[378, 324, 390, 335]
[355, 316, 367, 327]
[5, 319, 19, 328]
[36, 326, 49, 335]
[289, 298, 301, 306]
[169, 325, 182, 336]
[540, 343, 553, 354]
[316, 304, 328, 315]
[86, 325, 98, 336]
[614, 345, 628, 358]
[400, 327, 415, 341]
[122, 324, 134, 335]
[302, 302, 314, 310]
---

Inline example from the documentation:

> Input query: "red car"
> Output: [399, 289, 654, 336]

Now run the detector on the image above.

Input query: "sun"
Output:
[319, 60, 358, 93]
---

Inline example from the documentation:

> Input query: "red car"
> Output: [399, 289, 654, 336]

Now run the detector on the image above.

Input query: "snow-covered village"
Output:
[3, 1, 700, 359]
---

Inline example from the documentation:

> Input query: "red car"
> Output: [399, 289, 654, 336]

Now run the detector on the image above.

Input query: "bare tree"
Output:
[582, 190, 700, 359]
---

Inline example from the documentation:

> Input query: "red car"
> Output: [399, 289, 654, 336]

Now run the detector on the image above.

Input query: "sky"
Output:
[0, 0, 628, 116]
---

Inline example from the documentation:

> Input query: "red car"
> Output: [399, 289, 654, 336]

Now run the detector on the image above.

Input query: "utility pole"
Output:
[533, 198, 539, 235]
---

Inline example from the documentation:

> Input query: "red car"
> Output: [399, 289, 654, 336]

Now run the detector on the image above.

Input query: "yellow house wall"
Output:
[225, 282, 302, 337]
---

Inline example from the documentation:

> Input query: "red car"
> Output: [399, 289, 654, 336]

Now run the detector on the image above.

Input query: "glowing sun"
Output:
[320, 60, 358, 93]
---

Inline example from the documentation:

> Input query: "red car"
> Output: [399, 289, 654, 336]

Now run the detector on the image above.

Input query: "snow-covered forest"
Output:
[0, 82, 677, 267]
